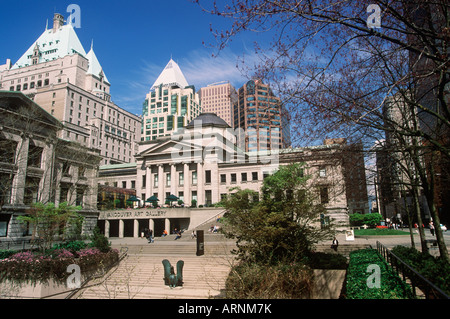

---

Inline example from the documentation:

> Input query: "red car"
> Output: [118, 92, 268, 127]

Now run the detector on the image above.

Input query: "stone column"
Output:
[170, 164, 176, 197]
[197, 162, 204, 206]
[146, 165, 152, 201]
[39, 141, 55, 204]
[54, 162, 62, 206]
[165, 218, 170, 234]
[119, 219, 124, 238]
[134, 219, 139, 238]
[105, 220, 110, 238]
[149, 219, 154, 233]
[183, 163, 190, 206]
[211, 163, 219, 204]
[10, 135, 30, 205]
[158, 164, 164, 205]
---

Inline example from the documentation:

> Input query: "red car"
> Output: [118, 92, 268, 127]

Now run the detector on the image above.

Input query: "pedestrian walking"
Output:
[148, 229, 154, 243]
[429, 221, 435, 236]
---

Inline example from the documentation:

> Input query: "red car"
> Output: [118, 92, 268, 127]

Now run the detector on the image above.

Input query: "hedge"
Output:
[345, 248, 415, 299]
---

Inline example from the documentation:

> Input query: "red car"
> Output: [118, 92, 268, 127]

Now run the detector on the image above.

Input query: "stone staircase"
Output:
[74, 254, 235, 299]
[73, 237, 236, 299]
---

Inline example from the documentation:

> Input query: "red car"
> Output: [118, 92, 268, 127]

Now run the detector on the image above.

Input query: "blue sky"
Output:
[0, 0, 262, 115]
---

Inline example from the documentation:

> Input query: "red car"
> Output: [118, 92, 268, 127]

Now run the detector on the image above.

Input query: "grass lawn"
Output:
[354, 228, 411, 236]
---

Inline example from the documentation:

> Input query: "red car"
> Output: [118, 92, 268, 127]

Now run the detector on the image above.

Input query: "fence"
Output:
[376, 241, 449, 299]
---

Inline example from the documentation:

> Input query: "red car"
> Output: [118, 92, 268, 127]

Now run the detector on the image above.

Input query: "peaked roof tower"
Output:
[86, 41, 110, 84]
[12, 13, 86, 69]
[151, 59, 189, 90]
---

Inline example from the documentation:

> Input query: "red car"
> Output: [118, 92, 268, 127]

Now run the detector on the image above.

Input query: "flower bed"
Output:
[0, 247, 119, 287]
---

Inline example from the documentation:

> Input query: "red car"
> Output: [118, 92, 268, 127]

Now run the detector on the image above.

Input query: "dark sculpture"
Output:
[162, 259, 184, 288]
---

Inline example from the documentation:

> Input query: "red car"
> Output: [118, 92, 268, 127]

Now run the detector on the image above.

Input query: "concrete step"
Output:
[75, 253, 235, 299]
[313, 244, 372, 256]
[111, 238, 237, 256]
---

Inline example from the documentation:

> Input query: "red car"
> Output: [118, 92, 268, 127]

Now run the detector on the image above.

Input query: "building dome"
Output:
[186, 113, 230, 129]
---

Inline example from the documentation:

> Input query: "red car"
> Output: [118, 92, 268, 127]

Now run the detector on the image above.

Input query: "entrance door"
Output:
[153, 219, 165, 237]
[123, 220, 134, 237]
[109, 220, 119, 237]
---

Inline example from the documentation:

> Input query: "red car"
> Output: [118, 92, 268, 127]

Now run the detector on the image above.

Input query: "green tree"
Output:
[222, 163, 334, 265]
[17, 202, 83, 252]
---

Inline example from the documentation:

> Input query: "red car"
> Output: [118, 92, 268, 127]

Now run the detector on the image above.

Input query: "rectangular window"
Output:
[179, 172, 184, 186]
[154, 174, 159, 187]
[192, 171, 197, 185]
[231, 173, 237, 183]
[320, 187, 329, 204]
[205, 170, 211, 184]
[166, 173, 171, 187]
[319, 166, 327, 177]
[241, 172, 247, 182]
[220, 174, 226, 183]
[252, 172, 258, 181]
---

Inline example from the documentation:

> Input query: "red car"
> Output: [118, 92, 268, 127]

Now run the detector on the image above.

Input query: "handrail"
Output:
[376, 241, 450, 299]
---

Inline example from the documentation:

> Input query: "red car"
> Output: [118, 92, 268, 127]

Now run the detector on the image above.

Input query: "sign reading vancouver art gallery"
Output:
[98, 210, 167, 220]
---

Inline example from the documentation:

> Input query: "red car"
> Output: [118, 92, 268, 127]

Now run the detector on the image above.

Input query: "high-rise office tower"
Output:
[199, 81, 237, 127]
[234, 79, 291, 152]
[0, 13, 141, 165]
[141, 59, 201, 141]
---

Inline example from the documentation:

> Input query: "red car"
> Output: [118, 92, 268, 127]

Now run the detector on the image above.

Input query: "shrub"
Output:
[225, 261, 313, 299]
[349, 213, 383, 227]
[391, 246, 450, 295]
[345, 249, 414, 299]
[0, 250, 17, 260]
[89, 227, 111, 253]
[52, 240, 87, 253]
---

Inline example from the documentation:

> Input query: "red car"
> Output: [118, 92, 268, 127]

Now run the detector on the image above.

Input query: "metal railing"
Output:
[376, 241, 449, 299]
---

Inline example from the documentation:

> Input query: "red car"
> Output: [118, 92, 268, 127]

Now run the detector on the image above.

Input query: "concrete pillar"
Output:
[149, 219, 154, 232]
[165, 218, 170, 233]
[197, 162, 204, 206]
[170, 164, 176, 196]
[119, 219, 124, 238]
[158, 164, 164, 205]
[39, 141, 55, 204]
[54, 162, 62, 206]
[146, 165, 152, 201]
[211, 164, 219, 204]
[184, 163, 190, 206]
[133, 219, 139, 238]
[105, 220, 110, 238]
[11, 135, 30, 205]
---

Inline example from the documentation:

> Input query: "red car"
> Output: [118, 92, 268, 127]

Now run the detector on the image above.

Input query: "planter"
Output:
[312, 269, 347, 299]
[1, 279, 71, 299]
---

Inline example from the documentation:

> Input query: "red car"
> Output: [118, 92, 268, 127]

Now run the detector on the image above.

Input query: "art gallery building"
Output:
[97, 113, 369, 238]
